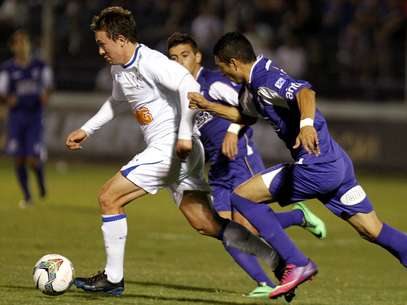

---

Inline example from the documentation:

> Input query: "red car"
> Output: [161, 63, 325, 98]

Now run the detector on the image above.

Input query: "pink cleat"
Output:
[269, 260, 318, 300]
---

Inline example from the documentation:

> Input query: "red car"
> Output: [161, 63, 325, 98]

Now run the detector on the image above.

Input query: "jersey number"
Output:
[134, 107, 153, 125]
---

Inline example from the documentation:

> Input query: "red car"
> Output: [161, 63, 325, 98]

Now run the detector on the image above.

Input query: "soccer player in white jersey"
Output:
[66, 6, 282, 296]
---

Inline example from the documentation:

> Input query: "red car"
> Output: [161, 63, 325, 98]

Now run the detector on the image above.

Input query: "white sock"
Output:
[101, 214, 127, 283]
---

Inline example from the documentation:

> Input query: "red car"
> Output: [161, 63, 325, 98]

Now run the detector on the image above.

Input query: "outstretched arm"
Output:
[65, 97, 126, 150]
[293, 88, 320, 156]
[188, 92, 254, 124]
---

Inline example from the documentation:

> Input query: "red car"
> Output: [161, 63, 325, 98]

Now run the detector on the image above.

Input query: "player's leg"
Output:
[177, 189, 280, 268]
[349, 212, 407, 267]
[211, 186, 275, 296]
[323, 152, 407, 268]
[26, 120, 46, 198]
[5, 120, 32, 206]
[75, 171, 147, 295]
[230, 164, 317, 299]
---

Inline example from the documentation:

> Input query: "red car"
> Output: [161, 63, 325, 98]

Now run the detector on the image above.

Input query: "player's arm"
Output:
[0, 70, 16, 107]
[222, 123, 242, 160]
[188, 92, 253, 124]
[65, 97, 125, 150]
[293, 87, 320, 156]
[145, 56, 199, 159]
[40, 65, 53, 106]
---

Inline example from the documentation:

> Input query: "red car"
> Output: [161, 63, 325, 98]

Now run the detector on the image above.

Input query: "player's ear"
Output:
[196, 51, 202, 64]
[116, 35, 127, 47]
[230, 58, 239, 71]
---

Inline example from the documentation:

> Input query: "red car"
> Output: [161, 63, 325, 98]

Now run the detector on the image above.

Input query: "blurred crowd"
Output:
[0, 0, 405, 100]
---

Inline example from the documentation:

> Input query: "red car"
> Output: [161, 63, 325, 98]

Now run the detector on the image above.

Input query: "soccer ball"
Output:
[33, 254, 74, 296]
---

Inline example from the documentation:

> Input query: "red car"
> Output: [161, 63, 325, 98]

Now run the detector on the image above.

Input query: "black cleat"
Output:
[74, 270, 124, 296]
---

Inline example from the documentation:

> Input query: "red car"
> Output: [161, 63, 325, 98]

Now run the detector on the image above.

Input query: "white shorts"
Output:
[120, 138, 210, 206]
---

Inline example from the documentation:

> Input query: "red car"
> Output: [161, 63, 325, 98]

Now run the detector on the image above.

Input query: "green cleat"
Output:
[293, 202, 327, 239]
[245, 282, 276, 298]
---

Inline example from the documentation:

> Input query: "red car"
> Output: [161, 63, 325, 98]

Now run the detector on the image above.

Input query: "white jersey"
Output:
[81, 44, 199, 148]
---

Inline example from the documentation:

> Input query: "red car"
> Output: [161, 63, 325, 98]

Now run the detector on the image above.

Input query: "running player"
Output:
[167, 32, 326, 298]
[189, 32, 407, 299]
[0, 30, 52, 207]
[66, 7, 289, 296]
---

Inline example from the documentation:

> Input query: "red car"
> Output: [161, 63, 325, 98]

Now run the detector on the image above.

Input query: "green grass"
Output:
[0, 158, 406, 305]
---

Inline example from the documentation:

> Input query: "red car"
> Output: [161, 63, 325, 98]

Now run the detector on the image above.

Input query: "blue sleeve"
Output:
[267, 71, 312, 102]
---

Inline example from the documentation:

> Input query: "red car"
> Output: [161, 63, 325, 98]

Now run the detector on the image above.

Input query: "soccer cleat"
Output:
[293, 202, 327, 239]
[245, 282, 276, 298]
[269, 260, 318, 300]
[274, 259, 296, 303]
[18, 199, 33, 208]
[74, 270, 124, 296]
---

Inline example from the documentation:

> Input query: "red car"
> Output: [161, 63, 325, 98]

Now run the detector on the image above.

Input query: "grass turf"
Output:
[0, 159, 406, 305]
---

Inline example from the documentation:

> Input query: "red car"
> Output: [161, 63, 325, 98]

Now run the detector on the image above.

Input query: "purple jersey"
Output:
[0, 58, 52, 117]
[0, 58, 52, 157]
[243, 56, 342, 164]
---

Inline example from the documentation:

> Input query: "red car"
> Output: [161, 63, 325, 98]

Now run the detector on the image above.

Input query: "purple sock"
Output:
[224, 244, 275, 287]
[275, 210, 304, 229]
[231, 192, 308, 266]
[375, 223, 407, 267]
[33, 162, 46, 197]
[16, 164, 30, 201]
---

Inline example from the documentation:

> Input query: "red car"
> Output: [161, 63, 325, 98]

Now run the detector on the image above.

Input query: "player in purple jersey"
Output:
[0, 30, 53, 208]
[189, 32, 407, 299]
[168, 32, 326, 299]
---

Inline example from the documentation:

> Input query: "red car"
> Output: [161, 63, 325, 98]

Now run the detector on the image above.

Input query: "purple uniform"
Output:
[243, 56, 373, 219]
[195, 67, 264, 212]
[0, 58, 52, 158]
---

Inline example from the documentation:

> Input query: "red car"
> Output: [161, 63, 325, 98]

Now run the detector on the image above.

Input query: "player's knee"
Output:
[98, 190, 115, 212]
[356, 224, 382, 242]
[190, 220, 219, 237]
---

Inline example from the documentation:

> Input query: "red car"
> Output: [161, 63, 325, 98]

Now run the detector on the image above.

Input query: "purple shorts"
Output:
[210, 152, 265, 212]
[6, 115, 43, 158]
[260, 152, 373, 219]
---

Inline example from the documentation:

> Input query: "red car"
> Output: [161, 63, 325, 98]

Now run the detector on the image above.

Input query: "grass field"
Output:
[0, 158, 406, 305]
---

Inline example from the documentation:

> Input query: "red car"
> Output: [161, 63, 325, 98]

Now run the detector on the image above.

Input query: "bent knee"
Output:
[98, 190, 117, 212]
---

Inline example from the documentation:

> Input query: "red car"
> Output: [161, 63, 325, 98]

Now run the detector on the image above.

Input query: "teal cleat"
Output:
[293, 202, 327, 239]
[245, 282, 276, 298]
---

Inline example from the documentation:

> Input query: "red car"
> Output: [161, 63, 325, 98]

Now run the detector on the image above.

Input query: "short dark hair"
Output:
[90, 6, 137, 43]
[167, 32, 199, 53]
[213, 32, 256, 64]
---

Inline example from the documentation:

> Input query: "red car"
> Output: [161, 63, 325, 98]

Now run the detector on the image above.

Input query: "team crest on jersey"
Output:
[134, 106, 153, 125]
[194, 111, 213, 129]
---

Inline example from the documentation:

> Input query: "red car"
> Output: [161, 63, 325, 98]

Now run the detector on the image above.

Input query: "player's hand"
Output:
[188, 92, 210, 110]
[66, 129, 88, 151]
[293, 126, 320, 156]
[222, 132, 239, 160]
[176, 139, 192, 160]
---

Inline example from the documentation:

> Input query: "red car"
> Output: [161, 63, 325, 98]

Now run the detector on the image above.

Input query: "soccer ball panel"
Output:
[33, 254, 74, 296]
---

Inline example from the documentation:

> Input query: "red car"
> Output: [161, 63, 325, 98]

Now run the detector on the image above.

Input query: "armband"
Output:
[227, 123, 241, 134]
[300, 118, 314, 129]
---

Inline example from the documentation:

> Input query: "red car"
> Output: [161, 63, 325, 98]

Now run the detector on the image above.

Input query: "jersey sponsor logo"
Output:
[285, 82, 303, 100]
[274, 77, 286, 89]
[340, 185, 367, 206]
[133, 106, 153, 125]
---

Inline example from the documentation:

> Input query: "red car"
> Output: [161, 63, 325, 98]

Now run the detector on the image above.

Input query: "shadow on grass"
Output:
[126, 279, 236, 293]
[0, 285, 35, 291]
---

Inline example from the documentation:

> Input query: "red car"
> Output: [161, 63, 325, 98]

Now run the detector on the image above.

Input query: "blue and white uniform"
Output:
[0, 58, 52, 158]
[241, 56, 372, 218]
[195, 67, 264, 212]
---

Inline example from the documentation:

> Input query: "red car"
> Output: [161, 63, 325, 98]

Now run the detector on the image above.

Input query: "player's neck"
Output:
[14, 54, 31, 67]
[123, 42, 137, 65]
[243, 62, 255, 84]
[192, 65, 202, 79]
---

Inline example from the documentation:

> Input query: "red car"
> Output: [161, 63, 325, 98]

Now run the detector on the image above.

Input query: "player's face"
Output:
[95, 30, 125, 65]
[214, 56, 243, 83]
[11, 32, 31, 59]
[168, 44, 201, 75]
